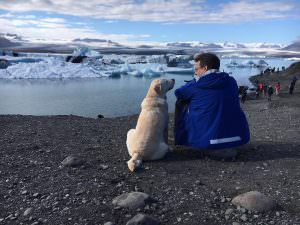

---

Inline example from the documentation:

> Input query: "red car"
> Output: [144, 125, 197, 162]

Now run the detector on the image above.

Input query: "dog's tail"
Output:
[127, 153, 142, 172]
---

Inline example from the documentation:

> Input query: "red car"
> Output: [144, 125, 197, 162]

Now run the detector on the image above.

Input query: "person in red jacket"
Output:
[275, 82, 281, 95]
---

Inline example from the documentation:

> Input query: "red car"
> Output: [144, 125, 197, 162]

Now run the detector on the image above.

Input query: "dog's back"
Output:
[126, 79, 175, 171]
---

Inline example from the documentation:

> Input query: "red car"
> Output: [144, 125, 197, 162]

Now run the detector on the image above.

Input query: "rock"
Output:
[240, 214, 247, 221]
[232, 222, 240, 225]
[232, 191, 276, 212]
[66, 56, 87, 63]
[126, 214, 160, 225]
[100, 164, 109, 169]
[0, 59, 9, 69]
[112, 192, 153, 210]
[23, 208, 33, 216]
[104, 222, 114, 225]
[97, 114, 105, 119]
[61, 156, 84, 167]
[225, 208, 234, 215]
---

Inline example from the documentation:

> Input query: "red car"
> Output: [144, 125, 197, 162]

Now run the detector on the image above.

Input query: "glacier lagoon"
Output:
[0, 55, 295, 118]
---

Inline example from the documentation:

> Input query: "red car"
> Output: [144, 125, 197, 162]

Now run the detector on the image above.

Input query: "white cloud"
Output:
[0, 0, 298, 23]
[0, 17, 150, 43]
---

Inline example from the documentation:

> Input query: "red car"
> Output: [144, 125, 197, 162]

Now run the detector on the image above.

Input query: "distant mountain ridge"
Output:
[283, 40, 300, 51]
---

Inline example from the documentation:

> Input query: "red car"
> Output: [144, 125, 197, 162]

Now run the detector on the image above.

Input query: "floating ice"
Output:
[127, 70, 143, 77]
[72, 47, 101, 57]
[0, 57, 109, 79]
[141, 68, 162, 78]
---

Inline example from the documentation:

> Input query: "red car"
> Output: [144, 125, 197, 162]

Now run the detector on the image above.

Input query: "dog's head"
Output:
[147, 78, 175, 98]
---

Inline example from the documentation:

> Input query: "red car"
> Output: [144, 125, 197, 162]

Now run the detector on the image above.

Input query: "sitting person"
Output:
[174, 53, 250, 159]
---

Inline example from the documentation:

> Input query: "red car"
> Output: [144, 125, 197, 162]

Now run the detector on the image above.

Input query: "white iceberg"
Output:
[0, 57, 108, 79]
[72, 47, 101, 57]
[127, 70, 143, 77]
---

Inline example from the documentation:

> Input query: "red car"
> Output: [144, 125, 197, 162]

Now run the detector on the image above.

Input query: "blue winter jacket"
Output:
[174, 72, 250, 150]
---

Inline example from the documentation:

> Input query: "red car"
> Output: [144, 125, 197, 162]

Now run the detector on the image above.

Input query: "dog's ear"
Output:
[154, 81, 162, 95]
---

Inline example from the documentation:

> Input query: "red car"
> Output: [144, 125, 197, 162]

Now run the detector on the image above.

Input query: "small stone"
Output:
[24, 208, 33, 216]
[240, 214, 247, 221]
[100, 164, 109, 170]
[21, 190, 28, 195]
[61, 156, 84, 167]
[33, 193, 39, 197]
[104, 222, 114, 225]
[225, 208, 234, 215]
[232, 222, 240, 225]
[126, 213, 160, 225]
[276, 211, 280, 216]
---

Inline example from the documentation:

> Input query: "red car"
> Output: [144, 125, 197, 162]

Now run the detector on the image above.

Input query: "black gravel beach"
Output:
[1, 62, 300, 225]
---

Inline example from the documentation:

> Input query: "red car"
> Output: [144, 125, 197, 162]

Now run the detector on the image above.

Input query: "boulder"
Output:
[112, 192, 153, 210]
[61, 156, 85, 167]
[232, 191, 276, 212]
[126, 214, 160, 225]
[0, 59, 9, 69]
[66, 56, 87, 63]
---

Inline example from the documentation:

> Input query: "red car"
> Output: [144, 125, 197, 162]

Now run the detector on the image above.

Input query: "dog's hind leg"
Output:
[150, 142, 169, 160]
[126, 129, 135, 157]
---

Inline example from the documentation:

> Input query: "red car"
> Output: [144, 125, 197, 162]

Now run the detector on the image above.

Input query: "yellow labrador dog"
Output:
[126, 78, 175, 172]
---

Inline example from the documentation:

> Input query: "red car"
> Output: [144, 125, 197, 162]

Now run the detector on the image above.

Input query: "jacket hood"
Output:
[195, 72, 230, 89]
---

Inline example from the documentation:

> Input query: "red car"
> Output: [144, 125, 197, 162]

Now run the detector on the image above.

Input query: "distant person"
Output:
[275, 82, 281, 95]
[263, 83, 268, 97]
[174, 53, 250, 159]
[259, 82, 263, 94]
[267, 85, 274, 101]
[289, 76, 298, 94]
[255, 86, 260, 99]
[241, 87, 247, 104]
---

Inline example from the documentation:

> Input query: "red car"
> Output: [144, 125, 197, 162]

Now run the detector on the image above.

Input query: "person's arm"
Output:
[174, 80, 195, 102]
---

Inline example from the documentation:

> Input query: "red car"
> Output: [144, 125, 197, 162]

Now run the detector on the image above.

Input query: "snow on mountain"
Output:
[166, 42, 222, 49]
[72, 38, 123, 47]
[282, 40, 300, 51]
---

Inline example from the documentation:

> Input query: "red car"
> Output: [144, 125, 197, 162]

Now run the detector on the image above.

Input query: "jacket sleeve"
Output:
[175, 80, 196, 101]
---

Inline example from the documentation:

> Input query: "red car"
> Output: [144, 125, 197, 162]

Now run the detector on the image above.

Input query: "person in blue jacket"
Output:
[174, 53, 250, 158]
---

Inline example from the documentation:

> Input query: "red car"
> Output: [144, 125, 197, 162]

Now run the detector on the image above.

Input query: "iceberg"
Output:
[141, 68, 162, 78]
[164, 67, 194, 75]
[127, 70, 143, 77]
[72, 47, 102, 58]
[0, 57, 109, 79]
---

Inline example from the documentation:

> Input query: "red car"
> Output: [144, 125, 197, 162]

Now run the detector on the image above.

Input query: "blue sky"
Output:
[0, 0, 299, 45]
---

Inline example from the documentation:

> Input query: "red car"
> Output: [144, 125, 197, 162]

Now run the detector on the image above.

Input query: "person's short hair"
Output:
[194, 53, 220, 70]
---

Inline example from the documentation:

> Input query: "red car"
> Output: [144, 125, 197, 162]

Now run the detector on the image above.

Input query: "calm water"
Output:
[0, 58, 294, 118]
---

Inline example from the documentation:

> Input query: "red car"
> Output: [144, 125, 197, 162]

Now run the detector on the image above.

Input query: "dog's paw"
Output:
[127, 159, 143, 172]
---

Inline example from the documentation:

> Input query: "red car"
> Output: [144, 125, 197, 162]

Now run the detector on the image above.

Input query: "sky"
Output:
[0, 0, 299, 45]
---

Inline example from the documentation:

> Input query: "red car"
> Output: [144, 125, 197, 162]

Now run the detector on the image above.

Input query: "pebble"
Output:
[225, 208, 234, 215]
[104, 222, 114, 225]
[21, 190, 28, 195]
[240, 214, 247, 221]
[100, 164, 109, 170]
[232, 222, 240, 225]
[24, 208, 33, 216]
